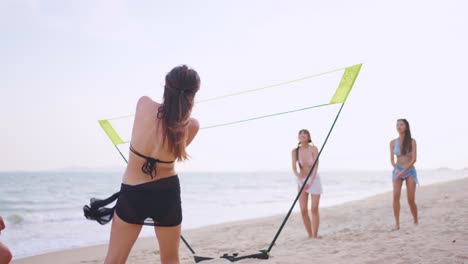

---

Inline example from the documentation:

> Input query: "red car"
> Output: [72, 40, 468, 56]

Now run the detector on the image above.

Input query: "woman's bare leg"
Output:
[406, 175, 418, 225]
[0, 242, 12, 264]
[155, 225, 181, 264]
[104, 213, 142, 264]
[392, 179, 403, 230]
[310, 195, 320, 238]
[298, 191, 312, 237]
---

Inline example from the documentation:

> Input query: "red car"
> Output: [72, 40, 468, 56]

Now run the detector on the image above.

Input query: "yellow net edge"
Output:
[329, 64, 362, 105]
[98, 119, 125, 145]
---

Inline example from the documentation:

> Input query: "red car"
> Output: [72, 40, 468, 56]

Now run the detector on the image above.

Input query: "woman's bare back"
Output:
[123, 96, 199, 185]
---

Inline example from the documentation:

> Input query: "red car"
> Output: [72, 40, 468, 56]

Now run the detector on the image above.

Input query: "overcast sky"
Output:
[1, 0, 467, 172]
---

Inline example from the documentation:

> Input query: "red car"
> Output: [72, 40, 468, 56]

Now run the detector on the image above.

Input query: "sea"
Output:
[0, 169, 466, 259]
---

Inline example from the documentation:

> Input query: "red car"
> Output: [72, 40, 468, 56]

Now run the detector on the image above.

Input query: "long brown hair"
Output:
[398, 119, 412, 155]
[157, 65, 200, 160]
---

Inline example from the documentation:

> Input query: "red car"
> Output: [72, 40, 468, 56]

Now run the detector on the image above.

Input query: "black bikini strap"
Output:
[156, 159, 175, 164]
[129, 144, 174, 178]
[129, 144, 148, 159]
[129, 144, 174, 163]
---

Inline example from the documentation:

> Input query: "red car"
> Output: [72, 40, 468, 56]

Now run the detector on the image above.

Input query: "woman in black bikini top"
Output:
[84, 65, 200, 264]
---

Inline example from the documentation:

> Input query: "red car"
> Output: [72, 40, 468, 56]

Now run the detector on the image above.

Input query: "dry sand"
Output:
[13, 177, 468, 264]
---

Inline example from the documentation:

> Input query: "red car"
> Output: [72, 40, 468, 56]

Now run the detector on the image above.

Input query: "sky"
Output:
[1, 0, 467, 172]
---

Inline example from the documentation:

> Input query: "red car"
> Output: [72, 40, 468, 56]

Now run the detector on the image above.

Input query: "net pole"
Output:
[114, 145, 128, 163]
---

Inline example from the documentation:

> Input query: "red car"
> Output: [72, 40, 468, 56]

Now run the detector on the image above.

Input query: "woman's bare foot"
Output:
[392, 223, 400, 231]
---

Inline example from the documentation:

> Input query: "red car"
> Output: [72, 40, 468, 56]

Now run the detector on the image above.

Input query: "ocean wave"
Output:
[6, 214, 24, 224]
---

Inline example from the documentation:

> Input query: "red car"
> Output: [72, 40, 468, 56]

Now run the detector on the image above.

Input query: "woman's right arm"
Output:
[291, 149, 300, 178]
[389, 140, 396, 169]
[186, 118, 200, 147]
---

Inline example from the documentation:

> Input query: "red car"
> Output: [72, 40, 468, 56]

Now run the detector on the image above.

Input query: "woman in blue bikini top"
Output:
[389, 119, 418, 230]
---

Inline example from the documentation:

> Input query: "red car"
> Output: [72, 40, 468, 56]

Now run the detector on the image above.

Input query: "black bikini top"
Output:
[129, 144, 175, 178]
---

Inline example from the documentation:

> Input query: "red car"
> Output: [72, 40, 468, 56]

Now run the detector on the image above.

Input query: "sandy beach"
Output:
[13, 177, 468, 264]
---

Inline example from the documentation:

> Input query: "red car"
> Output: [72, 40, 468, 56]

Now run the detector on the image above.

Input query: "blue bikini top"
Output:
[394, 138, 412, 156]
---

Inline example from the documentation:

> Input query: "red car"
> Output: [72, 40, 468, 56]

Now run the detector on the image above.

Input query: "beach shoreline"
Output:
[12, 176, 468, 264]
[4, 169, 467, 259]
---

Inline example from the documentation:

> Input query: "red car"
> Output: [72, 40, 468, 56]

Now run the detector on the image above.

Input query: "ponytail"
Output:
[158, 65, 200, 160]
